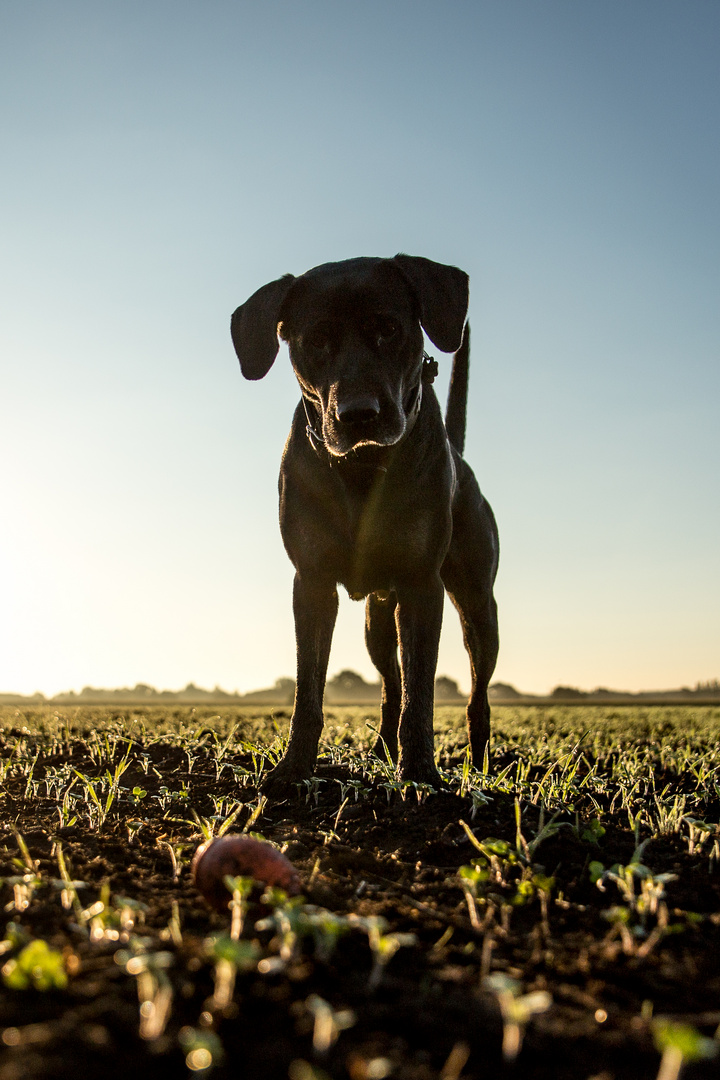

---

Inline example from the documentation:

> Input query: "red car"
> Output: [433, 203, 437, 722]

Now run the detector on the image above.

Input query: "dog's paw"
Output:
[261, 757, 315, 797]
[397, 762, 446, 792]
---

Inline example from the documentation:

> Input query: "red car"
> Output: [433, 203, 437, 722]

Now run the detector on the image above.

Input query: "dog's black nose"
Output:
[335, 396, 380, 425]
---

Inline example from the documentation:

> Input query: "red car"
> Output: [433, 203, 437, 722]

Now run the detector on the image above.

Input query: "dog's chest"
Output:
[332, 470, 437, 593]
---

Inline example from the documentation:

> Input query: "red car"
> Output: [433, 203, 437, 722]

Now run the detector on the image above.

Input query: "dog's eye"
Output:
[306, 323, 332, 350]
[374, 316, 398, 342]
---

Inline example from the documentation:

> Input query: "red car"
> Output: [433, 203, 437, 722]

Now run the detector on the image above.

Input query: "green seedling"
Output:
[512, 873, 555, 940]
[2, 937, 68, 991]
[126, 819, 144, 843]
[349, 915, 417, 991]
[581, 818, 606, 844]
[205, 933, 260, 1010]
[295, 777, 327, 806]
[156, 838, 186, 882]
[83, 886, 147, 943]
[159, 899, 184, 948]
[0, 922, 29, 956]
[242, 796, 268, 833]
[468, 786, 492, 818]
[484, 974, 551, 1063]
[12, 828, 37, 873]
[336, 777, 371, 803]
[0, 739, 21, 782]
[457, 861, 490, 930]
[301, 907, 351, 963]
[22, 750, 40, 799]
[115, 942, 174, 1041]
[179, 1026, 225, 1074]
[515, 799, 567, 860]
[305, 994, 355, 1056]
[596, 857, 677, 955]
[589, 860, 605, 885]
[597, 861, 676, 921]
[255, 892, 308, 963]
[3, 873, 43, 914]
[222, 875, 255, 939]
[682, 816, 715, 856]
[653, 791, 688, 836]
[154, 786, 174, 811]
[653, 1020, 717, 1080]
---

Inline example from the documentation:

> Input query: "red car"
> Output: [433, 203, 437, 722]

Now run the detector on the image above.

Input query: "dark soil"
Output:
[0, 711, 718, 1080]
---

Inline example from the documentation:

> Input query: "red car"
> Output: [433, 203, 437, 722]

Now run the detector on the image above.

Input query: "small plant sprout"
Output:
[84, 888, 148, 944]
[458, 745, 473, 797]
[349, 915, 417, 991]
[12, 829, 38, 874]
[126, 819, 144, 843]
[457, 862, 489, 931]
[682, 816, 715, 857]
[597, 861, 676, 929]
[440, 1041, 471, 1080]
[1, 938, 68, 991]
[5, 834, 42, 913]
[161, 899, 183, 948]
[653, 1020, 717, 1080]
[22, 749, 40, 799]
[336, 777, 370, 803]
[223, 875, 255, 939]
[484, 974, 551, 1063]
[156, 838, 185, 882]
[305, 994, 355, 1056]
[468, 786, 492, 819]
[178, 1026, 225, 1074]
[302, 908, 351, 964]
[204, 934, 260, 1011]
[255, 892, 307, 964]
[242, 796, 268, 833]
[595, 855, 679, 957]
[115, 944, 175, 1041]
[53, 843, 87, 923]
[581, 818, 606, 844]
[296, 777, 327, 806]
[514, 799, 566, 861]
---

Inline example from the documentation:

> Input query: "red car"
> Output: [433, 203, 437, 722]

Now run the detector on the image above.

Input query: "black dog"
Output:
[231, 255, 499, 791]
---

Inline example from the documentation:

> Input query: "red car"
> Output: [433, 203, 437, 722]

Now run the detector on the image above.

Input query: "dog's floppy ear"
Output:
[392, 254, 469, 354]
[231, 274, 296, 380]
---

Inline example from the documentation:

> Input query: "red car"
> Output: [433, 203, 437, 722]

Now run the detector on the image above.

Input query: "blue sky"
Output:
[1, 1, 718, 696]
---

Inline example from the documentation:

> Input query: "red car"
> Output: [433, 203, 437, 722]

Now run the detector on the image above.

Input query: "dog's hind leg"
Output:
[442, 474, 500, 767]
[448, 589, 499, 766]
[365, 593, 401, 763]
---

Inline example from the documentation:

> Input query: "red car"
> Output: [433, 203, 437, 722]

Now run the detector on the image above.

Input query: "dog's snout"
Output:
[335, 395, 381, 425]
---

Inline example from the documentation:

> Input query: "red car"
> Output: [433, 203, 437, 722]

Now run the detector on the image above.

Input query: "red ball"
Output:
[191, 835, 301, 911]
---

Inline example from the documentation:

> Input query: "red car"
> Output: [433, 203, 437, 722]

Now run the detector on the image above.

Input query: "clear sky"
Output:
[1, 1, 718, 697]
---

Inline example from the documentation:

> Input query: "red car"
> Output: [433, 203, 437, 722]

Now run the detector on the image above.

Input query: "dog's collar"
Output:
[302, 352, 437, 457]
[302, 395, 325, 451]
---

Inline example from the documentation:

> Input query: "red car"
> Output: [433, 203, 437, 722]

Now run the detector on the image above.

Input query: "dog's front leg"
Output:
[263, 573, 338, 794]
[395, 574, 445, 788]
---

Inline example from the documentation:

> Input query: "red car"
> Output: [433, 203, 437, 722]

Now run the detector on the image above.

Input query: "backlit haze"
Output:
[1, 2, 718, 698]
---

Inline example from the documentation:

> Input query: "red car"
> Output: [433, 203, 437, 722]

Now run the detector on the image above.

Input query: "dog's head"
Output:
[231, 255, 468, 457]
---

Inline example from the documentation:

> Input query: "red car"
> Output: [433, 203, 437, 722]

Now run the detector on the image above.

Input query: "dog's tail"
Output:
[444, 323, 469, 456]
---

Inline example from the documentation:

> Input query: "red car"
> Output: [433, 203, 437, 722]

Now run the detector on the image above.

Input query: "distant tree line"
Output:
[1, 674, 718, 706]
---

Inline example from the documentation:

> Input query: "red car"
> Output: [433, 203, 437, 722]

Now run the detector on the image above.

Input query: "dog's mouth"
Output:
[324, 422, 404, 457]
[322, 390, 419, 457]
